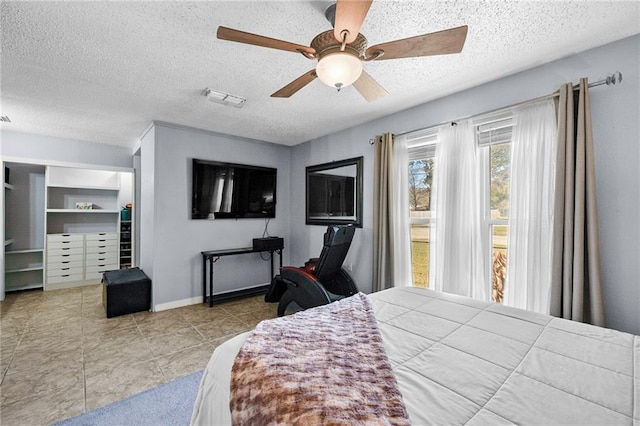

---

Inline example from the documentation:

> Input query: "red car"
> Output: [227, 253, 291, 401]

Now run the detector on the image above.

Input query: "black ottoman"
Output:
[102, 267, 151, 318]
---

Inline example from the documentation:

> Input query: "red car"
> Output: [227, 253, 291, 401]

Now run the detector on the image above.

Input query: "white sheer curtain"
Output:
[391, 135, 413, 286]
[504, 100, 557, 313]
[429, 121, 489, 299]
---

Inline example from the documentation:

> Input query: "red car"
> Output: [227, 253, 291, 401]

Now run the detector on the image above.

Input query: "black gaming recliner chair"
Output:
[265, 224, 358, 316]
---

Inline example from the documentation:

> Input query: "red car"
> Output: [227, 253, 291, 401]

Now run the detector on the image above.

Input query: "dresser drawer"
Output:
[47, 265, 84, 277]
[47, 252, 83, 263]
[86, 238, 118, 249]
[86, 251, 118, 261]
[47, 233, 84, 243]
[86, 263, 118, 274]
[48, 246, 84, 256]
[47, 273, 84, 284]
[47, 260, 83, 270]
[86, 255, 118, 267]
[86, 233, 118, 241]
[85, 245, 118, 254]
[47, 240, 84, 250]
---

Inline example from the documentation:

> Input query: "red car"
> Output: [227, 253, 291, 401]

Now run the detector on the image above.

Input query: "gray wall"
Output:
[139, 126, 156, 304]
[1, 131, 132, 169]
[140, 124, 291, 308]
[291, 34, 640, 335]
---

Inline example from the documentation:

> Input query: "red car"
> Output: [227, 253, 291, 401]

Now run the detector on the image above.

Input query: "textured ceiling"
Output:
[1, 1, 639, 149]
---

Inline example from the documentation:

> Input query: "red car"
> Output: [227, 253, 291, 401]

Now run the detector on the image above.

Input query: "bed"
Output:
[191, 286, 639, 425]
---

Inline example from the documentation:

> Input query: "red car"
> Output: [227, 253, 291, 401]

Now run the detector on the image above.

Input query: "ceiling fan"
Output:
[217, 0, 468, 102]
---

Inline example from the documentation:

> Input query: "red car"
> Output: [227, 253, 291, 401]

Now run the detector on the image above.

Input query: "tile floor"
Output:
[0, 284, 278, 425]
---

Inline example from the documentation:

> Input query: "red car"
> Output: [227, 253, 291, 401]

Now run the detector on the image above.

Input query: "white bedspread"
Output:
[191, 287, 640, 425]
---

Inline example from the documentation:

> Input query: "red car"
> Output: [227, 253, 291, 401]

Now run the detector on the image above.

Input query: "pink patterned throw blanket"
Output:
[230, 293, 410, 425]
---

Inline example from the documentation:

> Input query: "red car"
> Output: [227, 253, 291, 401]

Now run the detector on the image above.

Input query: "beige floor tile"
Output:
[82, 315, 137, 337]
[0, 322, 27, 340]
[0, 284, 276, 418]
[0, 382, 84, 426]
[1, 337, 19, 379]
[180, 305, 233, 326]
[24, 321, 83, 342]
[85, 359, 166, 410]
[132, 308, 190, 326]
[83, 329, 153, 370]
[84, 342, 154, 376]
[82, 284, 103, 297]
[144, 327, 205, 358]
[16, 332, 83, 355]
[157, 342, 215, 382]
[194, 316, 251, 341]
[82, 302, 108, 319]
[83, 323, 142, 347]
[27, 311, 82, 331]
[1, 362, 83, 405]
[8, 346, 82, 376]
[136, 317, 193, 339]
[219, 300, 264, 316]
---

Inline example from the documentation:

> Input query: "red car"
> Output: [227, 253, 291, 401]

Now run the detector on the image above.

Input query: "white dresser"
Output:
[46, 232, 119, 289]
[85, 232, 119, 281]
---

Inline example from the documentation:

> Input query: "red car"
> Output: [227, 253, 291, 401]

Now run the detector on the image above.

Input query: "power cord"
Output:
[260, 217, 272, 261]
[262, 217, 271, 238]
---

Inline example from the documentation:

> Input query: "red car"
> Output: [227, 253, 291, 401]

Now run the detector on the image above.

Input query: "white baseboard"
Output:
[153, 296, 202, 312]
[152, 282, 269, 312]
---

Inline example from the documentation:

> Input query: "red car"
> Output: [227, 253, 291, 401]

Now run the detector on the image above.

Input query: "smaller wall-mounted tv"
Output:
[192, 159, 276, 220]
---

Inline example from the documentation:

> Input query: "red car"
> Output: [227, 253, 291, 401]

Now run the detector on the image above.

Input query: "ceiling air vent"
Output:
[0, 116, 11, 123]
[203, 89, 246, 108]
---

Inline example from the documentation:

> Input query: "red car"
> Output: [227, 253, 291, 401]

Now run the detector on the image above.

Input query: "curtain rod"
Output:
[393, 71, 623, 138]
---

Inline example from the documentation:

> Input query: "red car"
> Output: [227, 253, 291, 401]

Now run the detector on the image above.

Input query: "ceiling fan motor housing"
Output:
[311, 30, 368, 58]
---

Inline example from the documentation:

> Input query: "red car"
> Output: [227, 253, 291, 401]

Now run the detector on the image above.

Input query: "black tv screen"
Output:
[192, 159, 276, 219]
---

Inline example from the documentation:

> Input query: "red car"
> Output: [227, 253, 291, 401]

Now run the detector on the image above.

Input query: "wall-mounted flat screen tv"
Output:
[192, 159, 276, 219]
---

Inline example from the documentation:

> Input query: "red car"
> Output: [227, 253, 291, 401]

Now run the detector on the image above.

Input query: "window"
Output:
[406, 116, 515, 300]
[407, 129, 438, 289]
[477, 114, 513, 303]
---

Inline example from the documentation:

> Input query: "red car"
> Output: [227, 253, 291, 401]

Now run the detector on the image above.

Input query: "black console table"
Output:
[201, 246, 283, 307]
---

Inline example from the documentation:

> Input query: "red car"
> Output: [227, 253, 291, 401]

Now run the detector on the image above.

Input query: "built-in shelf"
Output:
[7, 282, 44, 292]
[46, 209, 120, 214]
[5, 248, 44, 292]
[6, 248, 43, 254]
[46, 183, 119, 191]
[4, 238, 15, 246]
[4, 182, 14, 190]
[6, 265, 44, 274]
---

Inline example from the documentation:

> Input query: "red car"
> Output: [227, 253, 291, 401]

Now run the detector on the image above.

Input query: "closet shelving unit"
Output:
[4, 249, 44, 291]
[4, 165, 45, 292]
[45, 167, 121, 289]
[3, 164, 134, 294]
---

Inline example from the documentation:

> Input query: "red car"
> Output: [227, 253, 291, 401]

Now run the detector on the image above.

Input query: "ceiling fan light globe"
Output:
[316, 52, 363, 90]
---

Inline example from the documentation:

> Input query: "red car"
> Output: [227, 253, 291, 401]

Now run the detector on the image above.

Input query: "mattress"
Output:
[191, 286, 640, 425]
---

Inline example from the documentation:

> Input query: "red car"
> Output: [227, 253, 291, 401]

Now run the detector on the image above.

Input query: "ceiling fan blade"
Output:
[365, 25, 468, 60]
[353, 70, 388, 102]
[334, 0, 373, 44]
[217, 26, 316, 56]
[271, 70, 318, 98]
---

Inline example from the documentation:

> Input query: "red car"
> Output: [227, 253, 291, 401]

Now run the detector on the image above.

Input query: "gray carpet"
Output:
[54, 370, 203, 426]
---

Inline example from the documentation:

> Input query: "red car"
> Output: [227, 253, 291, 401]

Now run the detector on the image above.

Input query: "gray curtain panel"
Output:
[550, 79, 606, 326]
[373, 133, 394, 292]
